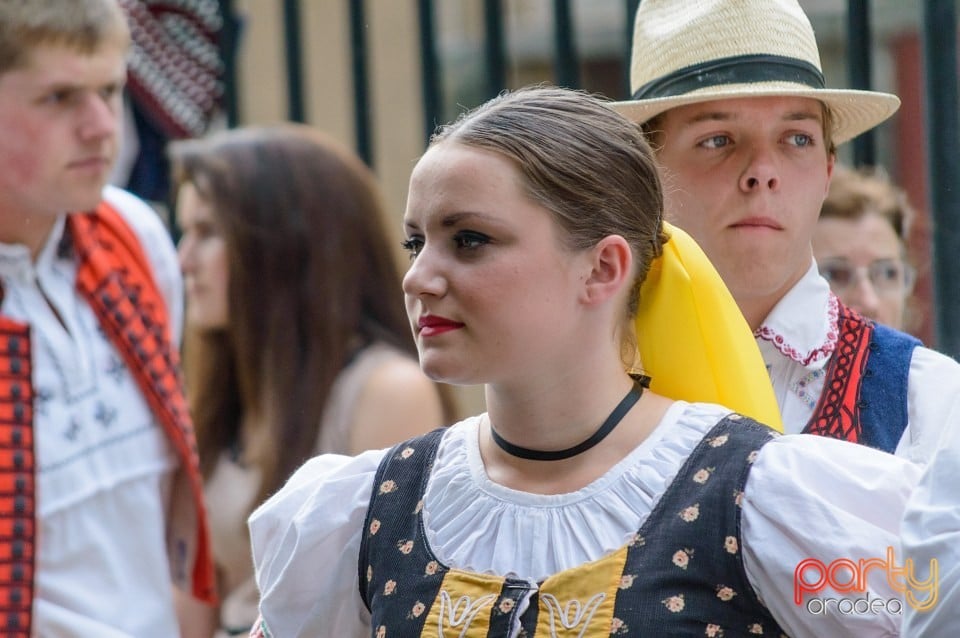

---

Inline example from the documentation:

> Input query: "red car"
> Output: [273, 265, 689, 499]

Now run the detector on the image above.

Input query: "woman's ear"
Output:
[582, 235, 633, 305]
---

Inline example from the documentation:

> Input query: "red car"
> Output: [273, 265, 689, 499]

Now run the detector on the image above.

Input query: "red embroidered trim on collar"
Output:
[754, 294, 840, 366]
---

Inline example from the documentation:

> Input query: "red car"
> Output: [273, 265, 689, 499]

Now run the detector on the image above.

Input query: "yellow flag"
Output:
[636, 222, 783, 431]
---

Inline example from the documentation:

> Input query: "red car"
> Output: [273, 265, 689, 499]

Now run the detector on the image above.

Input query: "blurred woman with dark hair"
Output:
[171, 123, 456, 637]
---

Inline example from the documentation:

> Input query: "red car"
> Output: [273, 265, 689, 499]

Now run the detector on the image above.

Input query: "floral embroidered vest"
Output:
[0, 202, 216, 636]
[358, 416, 784, 637]
[804, 303, 920, 453]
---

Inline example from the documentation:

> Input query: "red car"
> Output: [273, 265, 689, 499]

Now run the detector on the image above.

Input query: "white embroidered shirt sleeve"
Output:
[902, 401, 960, 636]
[897, 345, 960, 464]
[741, 434, 923, 638]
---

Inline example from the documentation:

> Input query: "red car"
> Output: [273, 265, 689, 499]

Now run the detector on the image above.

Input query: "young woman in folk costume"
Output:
[249, 87, 918, 638]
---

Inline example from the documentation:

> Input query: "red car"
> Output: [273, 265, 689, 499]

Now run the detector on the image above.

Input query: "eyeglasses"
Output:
[818, 258, 915, 295]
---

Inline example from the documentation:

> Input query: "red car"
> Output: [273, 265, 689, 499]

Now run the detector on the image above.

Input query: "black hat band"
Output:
[632, 53, 825, 100]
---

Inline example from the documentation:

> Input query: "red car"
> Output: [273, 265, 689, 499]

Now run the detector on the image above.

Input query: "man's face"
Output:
[0, 41, 126, 231]
[654, 96, 834, 328]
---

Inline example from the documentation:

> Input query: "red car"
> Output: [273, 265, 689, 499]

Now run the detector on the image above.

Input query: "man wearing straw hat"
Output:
[613, 0, 960, 463]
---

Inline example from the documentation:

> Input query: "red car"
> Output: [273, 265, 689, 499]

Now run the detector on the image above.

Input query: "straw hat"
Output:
[611, 0, 900, 144]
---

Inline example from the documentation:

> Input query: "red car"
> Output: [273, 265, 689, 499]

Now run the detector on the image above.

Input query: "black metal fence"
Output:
[921, 0, 960, 358]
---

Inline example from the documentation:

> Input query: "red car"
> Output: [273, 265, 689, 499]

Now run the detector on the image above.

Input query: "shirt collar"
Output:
[754, 260, 839, 369]
[0, 215, 69, 282]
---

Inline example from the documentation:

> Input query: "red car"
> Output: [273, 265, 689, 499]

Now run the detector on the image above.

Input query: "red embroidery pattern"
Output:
[804, 306, 873, 443]
[120, 0, 222, 139]
[0, 321, 35, 637]
[754, 294, 840, 366]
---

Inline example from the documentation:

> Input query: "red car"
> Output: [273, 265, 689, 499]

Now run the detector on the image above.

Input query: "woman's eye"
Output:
[821, 263, 853, 287]
[401, 237, 423, 259]
[454, 231, 489, 250]
[186, 222, 219, 242]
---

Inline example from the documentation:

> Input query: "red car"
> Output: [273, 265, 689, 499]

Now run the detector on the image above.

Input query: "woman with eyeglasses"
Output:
[813, 163, 917, 332]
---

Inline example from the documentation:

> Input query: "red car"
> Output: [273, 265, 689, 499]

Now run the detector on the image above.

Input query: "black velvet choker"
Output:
[490, 375, 651, 461]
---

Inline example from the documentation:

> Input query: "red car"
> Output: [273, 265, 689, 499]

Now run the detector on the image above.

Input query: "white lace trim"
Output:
[421, 401, 733, 581]
[754, 263, 839, 368]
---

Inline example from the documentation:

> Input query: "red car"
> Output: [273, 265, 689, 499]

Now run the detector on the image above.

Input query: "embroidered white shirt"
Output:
[0, 186, 183, 637]
[754, 261, 960, 464]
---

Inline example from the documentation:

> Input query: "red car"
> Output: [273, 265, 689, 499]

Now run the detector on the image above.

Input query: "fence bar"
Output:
[218, 0, 241, 127]
[483, 0, 507, 99]
[623, 0, 641, 97]
[282, 0, 305, 122]
[846, 0, 875, 166]
[553, 0, 579, 88]
[922, 0, 960, 357]
[348, 0, 373, 165]
[418, 0, 442, 144]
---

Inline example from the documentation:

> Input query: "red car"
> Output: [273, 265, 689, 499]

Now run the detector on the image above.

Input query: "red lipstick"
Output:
[417, 314, 464, 337]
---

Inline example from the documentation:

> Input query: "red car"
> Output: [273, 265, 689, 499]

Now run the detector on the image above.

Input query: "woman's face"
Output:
[177, 182, 230, 331]
[813, 212, 912, 330]
[401, 142, 594, 387]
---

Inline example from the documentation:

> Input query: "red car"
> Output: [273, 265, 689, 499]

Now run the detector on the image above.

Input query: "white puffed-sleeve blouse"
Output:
[250, 401, 920, 638]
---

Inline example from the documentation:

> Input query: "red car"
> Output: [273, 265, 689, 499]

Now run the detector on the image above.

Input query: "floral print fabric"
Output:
[358, 417, 786, 637]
